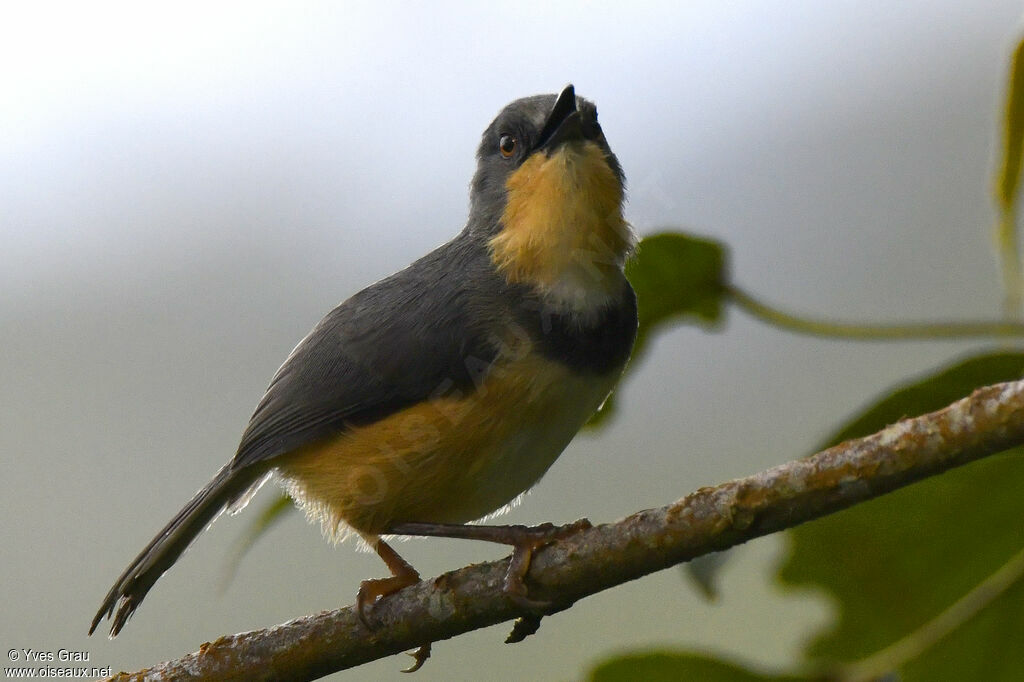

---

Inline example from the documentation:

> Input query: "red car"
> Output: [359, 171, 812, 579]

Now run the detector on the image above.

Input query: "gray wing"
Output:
[230, 238, 504, 470]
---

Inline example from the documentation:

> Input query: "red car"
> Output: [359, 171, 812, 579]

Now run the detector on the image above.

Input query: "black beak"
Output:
[537, 84, 583, 154]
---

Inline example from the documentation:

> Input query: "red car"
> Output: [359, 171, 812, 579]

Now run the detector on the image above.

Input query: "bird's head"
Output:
[469, 85, 635, 311]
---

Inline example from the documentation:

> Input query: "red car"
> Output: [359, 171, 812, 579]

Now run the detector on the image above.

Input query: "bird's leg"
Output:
[357, 538, 420, 629]
[358, 539, 431, 670]
[389, 519, 591, 610]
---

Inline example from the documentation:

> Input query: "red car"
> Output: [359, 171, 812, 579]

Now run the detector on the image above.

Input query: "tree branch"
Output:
[105, 380, 1024, 681]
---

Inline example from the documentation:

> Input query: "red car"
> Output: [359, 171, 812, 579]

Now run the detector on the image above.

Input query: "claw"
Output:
[401, 643, 432, 673]
[356, 573, 419, 629]
[506, 590, 553, 613]
[502, 519, 592, 608]
[506, 614, 544, 644]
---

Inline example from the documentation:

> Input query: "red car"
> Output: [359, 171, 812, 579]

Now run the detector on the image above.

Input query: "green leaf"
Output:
[588, 652, 810, 682]
[904, 576, 1024, 681]
[778, 352, 1024, 678]
[220, 493, 292, 590]
[589, 231, 728, 426]
[994, 36, 1024, 315]
[820, 352, 1024, 446]
[627, 231, 728, 361]
[996, 37, 1024, 211]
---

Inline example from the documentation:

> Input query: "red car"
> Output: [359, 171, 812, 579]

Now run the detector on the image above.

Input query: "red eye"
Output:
[499, 134, 516, 158]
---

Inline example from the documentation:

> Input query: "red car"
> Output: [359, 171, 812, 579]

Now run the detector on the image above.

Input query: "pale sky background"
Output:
[2, 1, 1021, 680]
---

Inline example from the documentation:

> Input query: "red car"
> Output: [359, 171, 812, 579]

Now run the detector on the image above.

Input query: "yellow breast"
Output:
[488, 140, 634, 304]
[276, 350, 617, 541]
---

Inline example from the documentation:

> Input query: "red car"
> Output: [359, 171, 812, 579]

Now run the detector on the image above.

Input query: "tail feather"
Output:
[89, 464, 262, 637]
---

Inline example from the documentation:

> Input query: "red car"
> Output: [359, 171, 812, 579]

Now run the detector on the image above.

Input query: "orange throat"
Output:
[489, 141, 634, 309]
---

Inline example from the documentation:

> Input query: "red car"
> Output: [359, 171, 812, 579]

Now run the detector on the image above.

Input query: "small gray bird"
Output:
[91, 84, 637, 643]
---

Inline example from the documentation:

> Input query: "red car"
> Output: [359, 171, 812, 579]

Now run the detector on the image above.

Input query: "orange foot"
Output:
[358, 538, 421, 629]
[502, 519, 592, 611]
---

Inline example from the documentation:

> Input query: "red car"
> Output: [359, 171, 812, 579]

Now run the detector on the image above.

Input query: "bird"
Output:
[90, 84, 638, 646]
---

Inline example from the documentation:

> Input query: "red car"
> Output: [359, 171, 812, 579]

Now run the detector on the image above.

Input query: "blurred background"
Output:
[2, 1, 1020, 679]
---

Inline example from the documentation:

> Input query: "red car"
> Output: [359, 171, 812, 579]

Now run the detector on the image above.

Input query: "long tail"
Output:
[89, 463, 264, 637]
